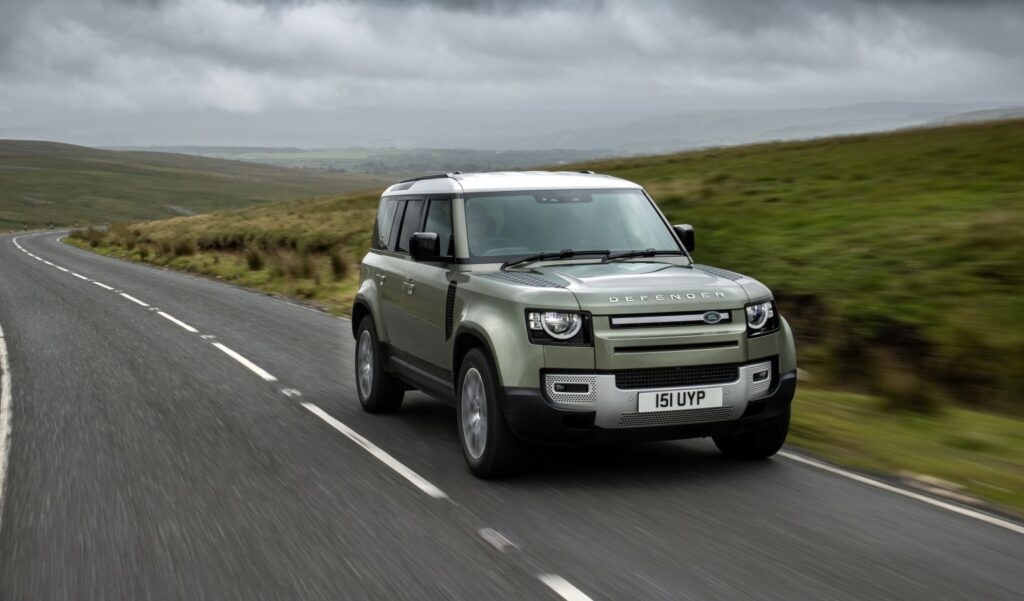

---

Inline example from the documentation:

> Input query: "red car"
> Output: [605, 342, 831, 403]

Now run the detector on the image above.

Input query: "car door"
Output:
[380, 197, 426, 356]
[403, 197, 456, 377]
[375, 198, 409, 345]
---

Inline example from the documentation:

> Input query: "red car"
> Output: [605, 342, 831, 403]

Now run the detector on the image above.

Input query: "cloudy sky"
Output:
[1, 0, 1022, 146]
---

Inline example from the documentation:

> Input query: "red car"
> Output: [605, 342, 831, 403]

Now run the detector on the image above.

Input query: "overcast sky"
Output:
[1, 0, 1022, 143]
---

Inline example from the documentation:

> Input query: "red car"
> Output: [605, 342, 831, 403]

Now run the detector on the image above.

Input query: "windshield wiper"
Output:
[502, 249, 609, 270]
[602, 248, 685, 262]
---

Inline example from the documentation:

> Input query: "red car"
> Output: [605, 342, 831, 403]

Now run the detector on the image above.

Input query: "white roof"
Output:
[382, 171, 642, 196]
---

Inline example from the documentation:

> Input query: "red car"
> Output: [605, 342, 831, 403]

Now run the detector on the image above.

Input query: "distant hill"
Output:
[928, 106, 1024, 126]
[0, 140, 390, 231]
[525, 102, 995, 152]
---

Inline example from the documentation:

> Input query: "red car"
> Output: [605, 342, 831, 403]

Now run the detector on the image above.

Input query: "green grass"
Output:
[586, 120, 1024, 415]
[67, 119, 1024, 513]
[791, 387, 1024, 514]
[0, 140, 390, 231]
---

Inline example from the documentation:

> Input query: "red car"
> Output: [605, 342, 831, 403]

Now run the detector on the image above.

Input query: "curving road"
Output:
[0, 230, 1021, 600]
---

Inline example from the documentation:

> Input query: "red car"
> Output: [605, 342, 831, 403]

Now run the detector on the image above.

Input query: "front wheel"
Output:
[354, 316, 404, 413]
[713, 408, 790, 459]
[457, 348, 525, 478]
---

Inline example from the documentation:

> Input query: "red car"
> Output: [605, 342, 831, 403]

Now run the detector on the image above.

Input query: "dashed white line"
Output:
[42, 260, 54, 266]
[779, 451, 1024, 535]
[92, 282, 115, 291]
[71, 273, 89, 281]
[0, 322, 13, 536]
[119, 293, 149, 307]
[212, 342, 277, 382]
[55, 266, 69, 273]
[157, 311, 199, 334]
[301, 403, 448, 500]
[538, 575, 593, 601]
[478, 528, 519, 553]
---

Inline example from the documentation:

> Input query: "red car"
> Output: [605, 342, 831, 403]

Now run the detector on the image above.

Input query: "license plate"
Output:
[637, 387, 723, 413]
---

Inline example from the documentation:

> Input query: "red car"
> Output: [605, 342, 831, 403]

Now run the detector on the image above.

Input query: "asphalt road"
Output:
[0, 231, 1020, 601]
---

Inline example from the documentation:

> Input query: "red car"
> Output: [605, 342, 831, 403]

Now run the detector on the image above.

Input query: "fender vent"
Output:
[693, 264, 745, 281]
[445, 280, 457, 339]
[480, 271, 563, 288]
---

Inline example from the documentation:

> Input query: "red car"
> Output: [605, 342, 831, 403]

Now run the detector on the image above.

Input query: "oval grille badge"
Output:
[702, 311, 723, 324]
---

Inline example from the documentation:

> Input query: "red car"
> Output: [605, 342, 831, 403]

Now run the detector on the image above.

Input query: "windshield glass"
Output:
[463, 189, 680, 261]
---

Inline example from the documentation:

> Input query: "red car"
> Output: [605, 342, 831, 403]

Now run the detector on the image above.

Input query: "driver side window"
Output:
[424, 199, 454, 257]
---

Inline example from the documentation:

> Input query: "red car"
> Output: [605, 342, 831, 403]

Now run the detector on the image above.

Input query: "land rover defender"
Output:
[352, 171, 797, 477]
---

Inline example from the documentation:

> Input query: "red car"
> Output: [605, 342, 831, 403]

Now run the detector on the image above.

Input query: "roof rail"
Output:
[397, 173, 453, 184]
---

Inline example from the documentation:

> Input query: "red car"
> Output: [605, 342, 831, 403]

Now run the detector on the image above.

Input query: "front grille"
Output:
[614, 363, 740, 390]
[618, 407, 733, 427]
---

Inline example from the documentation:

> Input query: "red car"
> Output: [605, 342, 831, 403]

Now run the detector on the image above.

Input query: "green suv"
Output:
[352, 171, 797, 477]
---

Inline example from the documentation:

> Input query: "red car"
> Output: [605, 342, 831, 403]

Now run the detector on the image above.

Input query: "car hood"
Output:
[528, 262, 766, 314]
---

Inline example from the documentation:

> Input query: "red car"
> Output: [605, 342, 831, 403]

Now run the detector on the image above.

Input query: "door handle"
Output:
[374, 273, 387, 285]
[403, 280, 416, 295]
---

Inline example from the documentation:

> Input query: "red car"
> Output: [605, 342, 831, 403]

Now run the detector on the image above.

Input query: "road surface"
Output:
[0, 231, 1020, 600]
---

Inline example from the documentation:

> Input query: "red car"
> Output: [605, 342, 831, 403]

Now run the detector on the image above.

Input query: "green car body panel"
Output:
[353, 171, 796, 452]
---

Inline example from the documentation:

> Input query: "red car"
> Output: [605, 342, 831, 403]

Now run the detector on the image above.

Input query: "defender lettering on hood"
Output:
[609, 291, 727, 303]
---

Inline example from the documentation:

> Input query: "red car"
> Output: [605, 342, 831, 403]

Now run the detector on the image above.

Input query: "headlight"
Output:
[745, 300, 779, 336]
[526, 310, 591, 345]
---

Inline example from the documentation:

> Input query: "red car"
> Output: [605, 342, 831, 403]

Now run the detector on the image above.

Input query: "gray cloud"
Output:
[0, 0, 1021, 142]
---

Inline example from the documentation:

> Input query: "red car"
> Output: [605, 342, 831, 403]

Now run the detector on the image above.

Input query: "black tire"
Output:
[457, 348, 526, 478]
[354, 315, 404, 413]
[713, 408, 790, 459]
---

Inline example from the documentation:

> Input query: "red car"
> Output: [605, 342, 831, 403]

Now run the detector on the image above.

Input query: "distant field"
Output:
[0, 140, 390, 231]
[118, 146, 618, 174]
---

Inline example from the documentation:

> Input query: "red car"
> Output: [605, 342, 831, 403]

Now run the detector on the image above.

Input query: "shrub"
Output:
[245, 248, 264, 271]
[329, 250, 348, 280]
[173, 239, 196, 256]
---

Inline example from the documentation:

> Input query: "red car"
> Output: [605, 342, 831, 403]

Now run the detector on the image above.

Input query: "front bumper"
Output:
[500, 366, 796, 445]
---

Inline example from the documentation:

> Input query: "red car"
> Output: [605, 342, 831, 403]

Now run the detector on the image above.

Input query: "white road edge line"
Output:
[119, 293, 150, 307]
[71, 273, 89, 281]
[157, 311, 199, 334]
[0, 322, 13, 536]
[55, 266, 69, 273]
[538, 574, 593, 601]
[779, 451, 1024, 535]
[92, 282, 115, 291]
[301, 403, 448, 500]
[212, 342, 277, 382]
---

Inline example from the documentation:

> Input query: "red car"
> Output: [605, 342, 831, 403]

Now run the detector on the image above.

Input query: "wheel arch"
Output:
[452, 324, 502, 389]
[351, 296, 372, 338]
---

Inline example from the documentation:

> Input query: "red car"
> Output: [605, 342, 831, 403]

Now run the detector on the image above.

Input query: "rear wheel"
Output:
[355, 316, 404, 413]
[713, 408, 790, 459]
[457, 348, 525, 478]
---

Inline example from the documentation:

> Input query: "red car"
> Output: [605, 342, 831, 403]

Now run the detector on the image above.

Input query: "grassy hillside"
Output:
[0, 140, 389, 230]
[72, 119, 1024, 413]
[69, 119, 1024, 512]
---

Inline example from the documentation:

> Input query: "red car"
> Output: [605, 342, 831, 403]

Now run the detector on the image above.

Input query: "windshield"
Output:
[464, 189, 680, 261]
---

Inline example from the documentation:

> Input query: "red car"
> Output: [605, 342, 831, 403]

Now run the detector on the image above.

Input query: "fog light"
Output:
[753, 370, 769, 382]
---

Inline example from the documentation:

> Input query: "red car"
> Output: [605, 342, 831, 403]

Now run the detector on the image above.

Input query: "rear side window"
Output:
[396, 199, 425, 253]
[373, 199, 400, 250]
[423, 199, 454, 256]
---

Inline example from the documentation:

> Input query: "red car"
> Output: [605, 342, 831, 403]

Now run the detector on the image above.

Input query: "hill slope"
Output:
[0, 140, 389, 230]
[72, 120, 1024, 413]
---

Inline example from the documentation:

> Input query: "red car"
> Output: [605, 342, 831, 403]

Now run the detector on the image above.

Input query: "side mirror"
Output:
[409, 232, 441, 261]
[673, 224, 695, 252]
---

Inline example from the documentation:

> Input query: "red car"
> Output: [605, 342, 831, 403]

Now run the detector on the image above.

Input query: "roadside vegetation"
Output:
[68, 119, 1024, 512]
